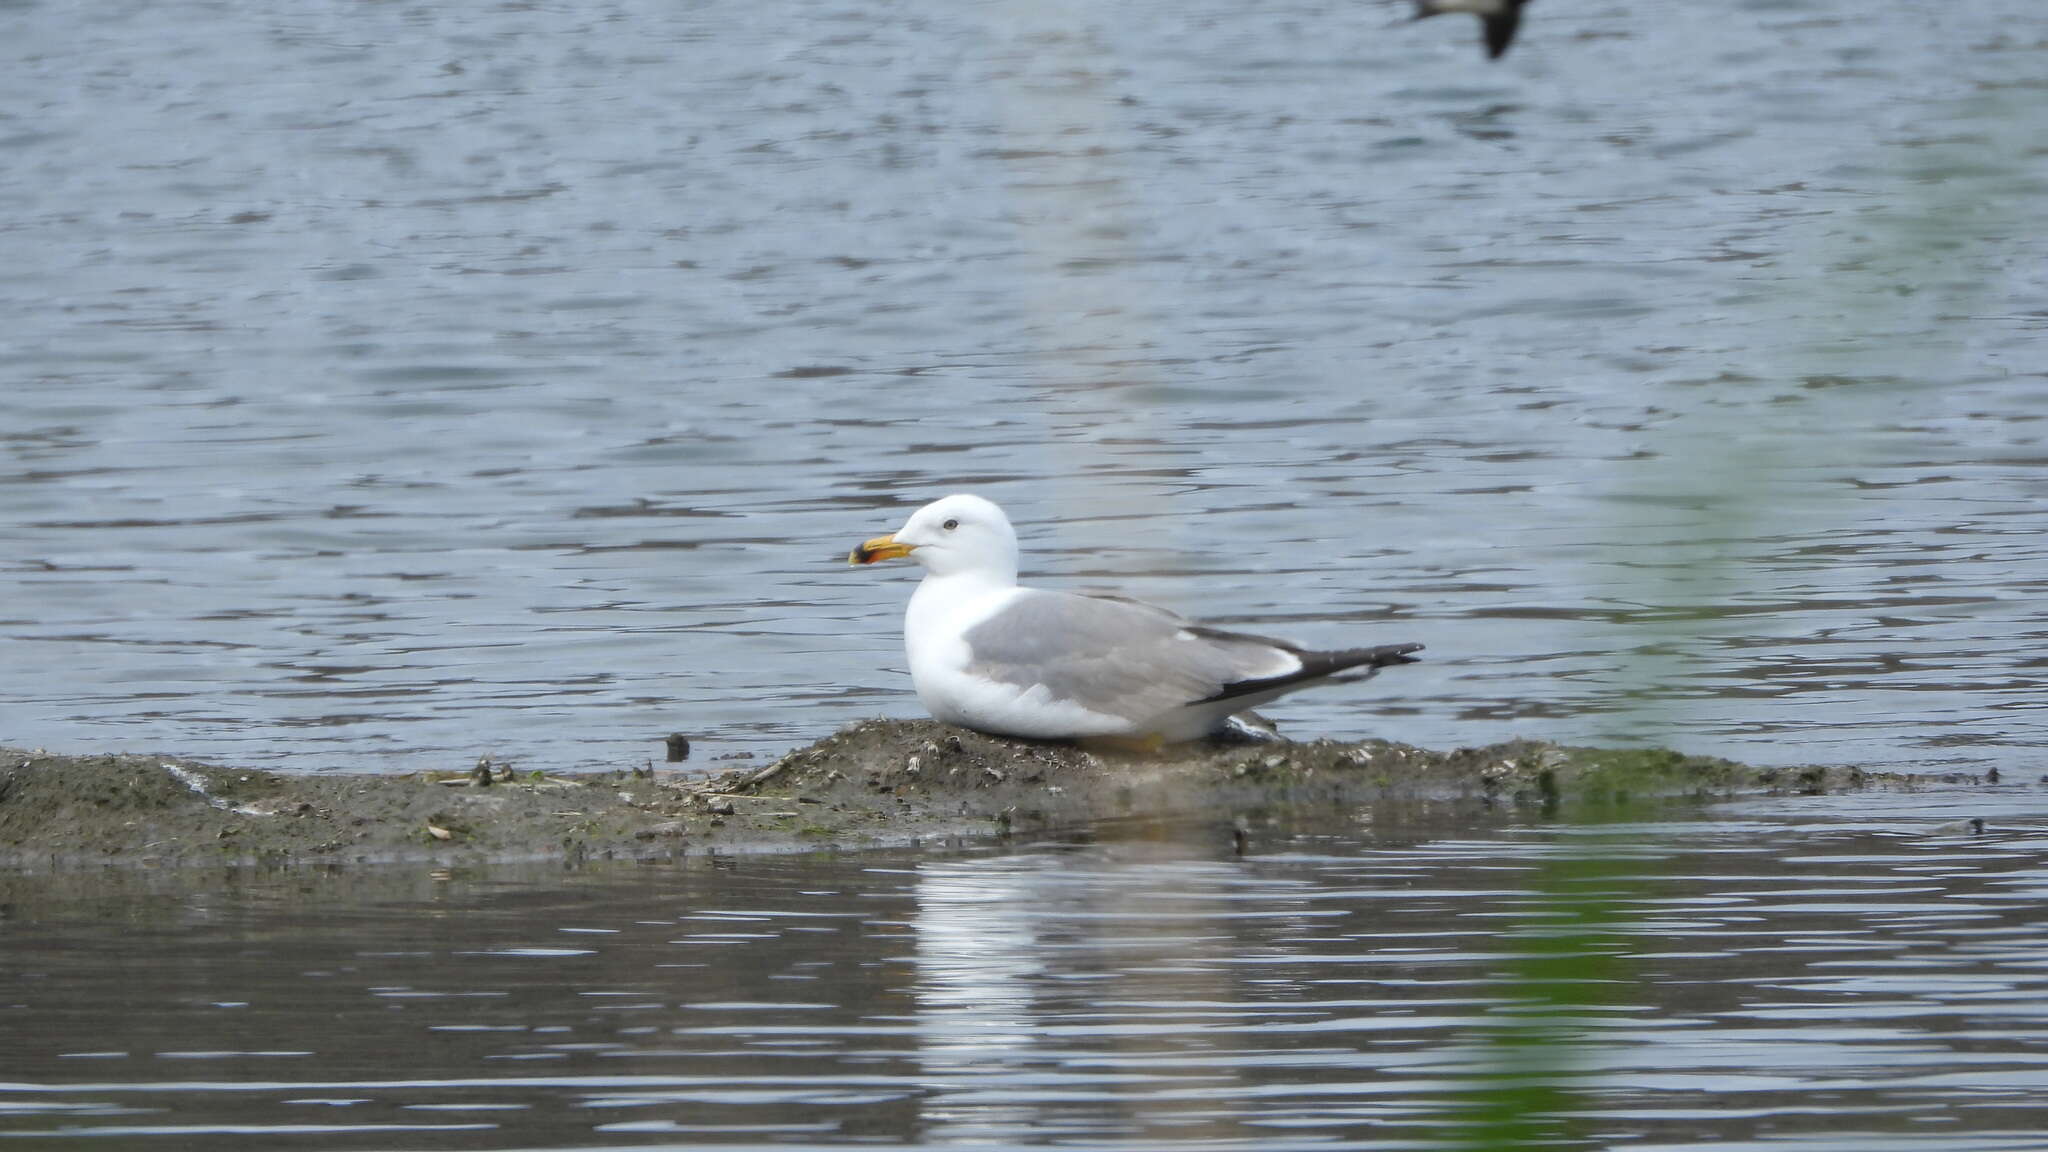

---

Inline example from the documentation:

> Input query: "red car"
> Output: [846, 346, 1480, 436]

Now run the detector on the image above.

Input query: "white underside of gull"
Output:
[905, 574, 1137, 739]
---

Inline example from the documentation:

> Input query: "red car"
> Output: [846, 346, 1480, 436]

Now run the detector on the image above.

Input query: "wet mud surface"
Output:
[1, 722, 1974, 870]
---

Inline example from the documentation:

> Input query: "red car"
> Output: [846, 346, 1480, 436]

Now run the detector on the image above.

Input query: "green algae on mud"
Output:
[0, 722, 1925, 870]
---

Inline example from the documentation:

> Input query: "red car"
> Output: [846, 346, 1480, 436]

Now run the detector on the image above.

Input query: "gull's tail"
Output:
[1302, 642, 1426, 683]
[1203, 641, 1425, 704]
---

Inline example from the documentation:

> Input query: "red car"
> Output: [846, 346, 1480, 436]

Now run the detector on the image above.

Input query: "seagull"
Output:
[1412, 0, 1532, 60]
[849, 494, 1423, 744]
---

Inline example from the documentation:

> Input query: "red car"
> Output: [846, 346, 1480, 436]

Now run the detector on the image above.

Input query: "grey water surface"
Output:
[6, 792, 2048, 1150]
[9, 6, 2048, 1148]
[3, 0, 2045, 776]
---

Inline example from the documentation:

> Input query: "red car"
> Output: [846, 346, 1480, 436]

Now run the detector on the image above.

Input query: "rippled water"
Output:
[3, 0, 2045, 775]
[5, 792, 2047, 1149]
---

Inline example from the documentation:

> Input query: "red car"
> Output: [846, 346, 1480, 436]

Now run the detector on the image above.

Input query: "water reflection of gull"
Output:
[911, 855, 1050, 1142]
[910, 847, 1318, 1143]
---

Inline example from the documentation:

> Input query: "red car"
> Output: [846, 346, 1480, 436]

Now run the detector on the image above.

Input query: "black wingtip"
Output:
[1482, 8, 1523, 59]
[1375, 642, 1426, 666]
[1201, 641, 1425, 705]
[1339, 642, 1423, 670]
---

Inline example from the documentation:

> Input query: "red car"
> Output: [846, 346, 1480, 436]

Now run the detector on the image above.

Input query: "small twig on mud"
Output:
[738, 758, 792, 791]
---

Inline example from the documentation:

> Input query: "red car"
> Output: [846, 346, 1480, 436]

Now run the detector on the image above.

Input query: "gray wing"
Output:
[960, 590, 1300, 724]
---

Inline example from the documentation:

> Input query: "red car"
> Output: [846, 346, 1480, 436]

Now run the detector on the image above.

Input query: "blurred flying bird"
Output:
[1413, 0, 1531, 60]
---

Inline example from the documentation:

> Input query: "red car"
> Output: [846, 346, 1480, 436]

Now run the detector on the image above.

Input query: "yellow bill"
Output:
[848, 533, 915, 565]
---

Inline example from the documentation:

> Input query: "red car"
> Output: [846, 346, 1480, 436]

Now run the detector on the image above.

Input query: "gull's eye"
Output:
[943, 518, 959, 530]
